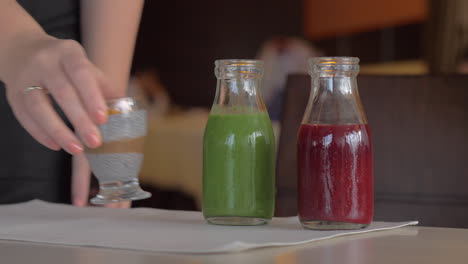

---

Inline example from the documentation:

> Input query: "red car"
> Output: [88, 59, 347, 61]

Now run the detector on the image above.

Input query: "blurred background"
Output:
[129, 0, 468, 222]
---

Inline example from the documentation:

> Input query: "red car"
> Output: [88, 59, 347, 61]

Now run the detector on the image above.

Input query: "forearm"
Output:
[0, 0, 49, 80]
[80, 0, 144, 98]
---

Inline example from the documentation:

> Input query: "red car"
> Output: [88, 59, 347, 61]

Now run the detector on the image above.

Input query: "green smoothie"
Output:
[202, 110, 276, 222]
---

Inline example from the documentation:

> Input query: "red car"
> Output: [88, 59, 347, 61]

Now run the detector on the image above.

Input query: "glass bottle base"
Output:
[206, 216, 270, 226]
[90, 180, 151, 205]
[301, 220, 369, 230]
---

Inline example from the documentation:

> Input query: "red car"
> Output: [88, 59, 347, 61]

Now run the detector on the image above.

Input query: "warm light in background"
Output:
[304, 0, 429, 40]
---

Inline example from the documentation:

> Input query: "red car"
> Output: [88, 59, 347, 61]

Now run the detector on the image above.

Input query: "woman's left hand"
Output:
[71, 154, 131, 208]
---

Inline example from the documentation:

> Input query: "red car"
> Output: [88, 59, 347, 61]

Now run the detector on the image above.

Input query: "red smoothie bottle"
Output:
[297, 57, 374, 230]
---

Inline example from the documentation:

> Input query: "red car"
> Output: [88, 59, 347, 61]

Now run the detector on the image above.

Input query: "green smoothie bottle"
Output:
[203, 59, 276, 226]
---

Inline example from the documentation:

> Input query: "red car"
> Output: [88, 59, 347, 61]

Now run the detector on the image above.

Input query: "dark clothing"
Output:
[0, 0, 80, 204]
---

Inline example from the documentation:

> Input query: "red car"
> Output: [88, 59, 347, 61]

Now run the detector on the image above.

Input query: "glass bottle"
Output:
[297, 57, 374, 230]
[203, 59, 276, 226]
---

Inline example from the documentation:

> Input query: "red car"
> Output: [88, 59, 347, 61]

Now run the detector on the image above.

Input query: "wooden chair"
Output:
[275, 74, 468, 228]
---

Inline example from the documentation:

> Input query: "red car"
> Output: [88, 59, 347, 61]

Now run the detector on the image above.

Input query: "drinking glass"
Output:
[85, 97, 151, 204]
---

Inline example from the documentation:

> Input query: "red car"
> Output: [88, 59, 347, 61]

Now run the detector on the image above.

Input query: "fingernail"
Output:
[67, 142, 83, 154]
[86, 133, 101, 148]
[97, 109, 108, 124]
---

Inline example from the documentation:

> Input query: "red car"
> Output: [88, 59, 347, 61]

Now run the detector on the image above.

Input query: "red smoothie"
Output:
[297, 124, 373, 224]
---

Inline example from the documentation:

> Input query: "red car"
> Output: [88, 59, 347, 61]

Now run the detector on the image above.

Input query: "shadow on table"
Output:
[132, 184, 198, 211]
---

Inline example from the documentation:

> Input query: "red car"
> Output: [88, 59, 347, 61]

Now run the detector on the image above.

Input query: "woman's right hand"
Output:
[2, 33, 109, 154]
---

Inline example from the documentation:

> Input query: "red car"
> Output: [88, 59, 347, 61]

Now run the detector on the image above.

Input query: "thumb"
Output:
[71, 154, 91, 207]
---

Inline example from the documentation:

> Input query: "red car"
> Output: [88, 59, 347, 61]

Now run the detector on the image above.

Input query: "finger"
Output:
[44, 72, 101, 149]
[94, 66, 114, 99]
[61, 49, 107, 124]
[71, 154, 91, 207]
[104, 201, 130, 209]
[15, 109, 61, 150]
[119, 201, 131, 208]
[7, 92, 60, 150]
[105, 203, 120, 208]
[23, 89, 83, 154]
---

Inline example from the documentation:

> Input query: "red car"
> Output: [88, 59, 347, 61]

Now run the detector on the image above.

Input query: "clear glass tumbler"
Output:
[85, 97, 151, 204]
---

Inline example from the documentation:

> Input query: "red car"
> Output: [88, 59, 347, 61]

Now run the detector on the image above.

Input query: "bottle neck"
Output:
[212, 59, 266, 114]
[212, 78, 266, 113]
[312, 72, 359, 97]
[303, 73, 367, 125]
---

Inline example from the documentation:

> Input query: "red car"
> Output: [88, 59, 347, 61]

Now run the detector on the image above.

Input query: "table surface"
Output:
[1, 226, 467, 264]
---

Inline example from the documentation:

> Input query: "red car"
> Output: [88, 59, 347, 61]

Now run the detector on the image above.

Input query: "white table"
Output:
[1, 226, 467, 263]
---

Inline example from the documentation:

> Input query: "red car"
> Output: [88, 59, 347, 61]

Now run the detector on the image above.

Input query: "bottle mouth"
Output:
[308, 57, 360, 74]
[215, 59, 263, 67]
[215, 59, 264, 79]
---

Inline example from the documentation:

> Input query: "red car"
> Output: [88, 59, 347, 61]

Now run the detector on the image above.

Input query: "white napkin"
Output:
[0, 200, 417, 253]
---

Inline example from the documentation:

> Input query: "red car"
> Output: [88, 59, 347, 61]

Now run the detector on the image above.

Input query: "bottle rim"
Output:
[308, 57, 359, 74]
[215, 59, 264, 67]
[308, 57, 359, 65]
[215, 59, 264, 79]
[106, 97, 145, 112]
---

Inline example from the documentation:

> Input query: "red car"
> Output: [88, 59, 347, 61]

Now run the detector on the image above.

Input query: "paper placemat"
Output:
[0, 200, 417, 253]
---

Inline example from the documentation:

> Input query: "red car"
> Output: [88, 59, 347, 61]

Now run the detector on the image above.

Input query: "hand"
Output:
[2, 34, 109, 154]
[72, 154, 131, 208]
